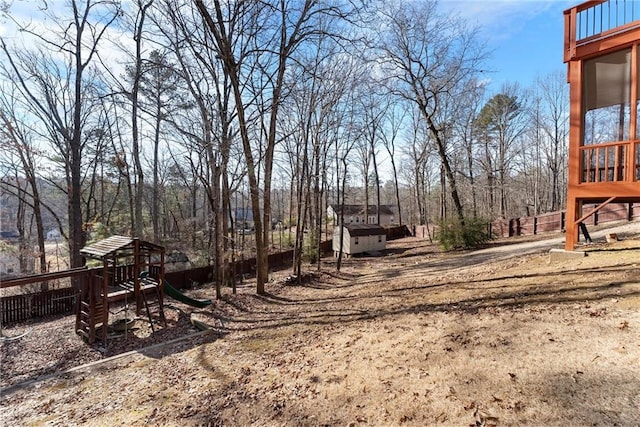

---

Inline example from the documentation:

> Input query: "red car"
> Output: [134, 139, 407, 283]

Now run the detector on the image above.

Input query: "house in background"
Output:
[333, 224, 386, 258]
[47, 228, 62, 241]
[0, 231, 19, 240]
[231, 208, 254, 231]
[230, 208, 280, 231]
[328, 204, 397, 226]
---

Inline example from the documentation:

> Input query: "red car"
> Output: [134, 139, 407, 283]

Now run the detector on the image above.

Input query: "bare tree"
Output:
[354, 83, 386, 225]
[98, 97, 136, 233]
[452, 79, 486, 219]
[536, 71, 569, 212]
[134, 49, 184, 242]
[334, 106, 360, 271]
[0, 88, 48, 278]
[475, 84, 529, 219]
[280, 30, 351, 277]
[402, 106, 435, 227]
[158, 0, 246, 296]
[377, 0, 487, 224]
[128, 0, 155, 238]
[1, 0, 122, 268]
[196, 0, 359, 294]
[379, 99, 408, 225]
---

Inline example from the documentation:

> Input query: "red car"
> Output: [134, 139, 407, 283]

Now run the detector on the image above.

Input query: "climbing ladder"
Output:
[119, 276, 166, 331]
[76, 297, 104, 343]
[76, 269, 108, 344]
[138, 276, 167, 332]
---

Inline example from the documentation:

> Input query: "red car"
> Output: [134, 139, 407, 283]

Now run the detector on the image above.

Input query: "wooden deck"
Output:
[103, 279, 160, 303]
[564, 0, 640, 249]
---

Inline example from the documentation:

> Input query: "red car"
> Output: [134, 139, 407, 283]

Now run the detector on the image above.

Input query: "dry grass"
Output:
[1, 236, 639, 426]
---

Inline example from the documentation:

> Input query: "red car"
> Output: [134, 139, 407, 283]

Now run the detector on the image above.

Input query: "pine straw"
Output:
[1, 237, 639, 426]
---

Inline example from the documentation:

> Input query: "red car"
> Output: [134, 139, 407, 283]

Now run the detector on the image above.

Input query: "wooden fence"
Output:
[409, 203, 639, 240]
[0, 225, 451, 325]
[491, 202, 640, 238]
[0, 246, 329, 325]
[163, 241, 334, 287]
[2, 287, 76, 324]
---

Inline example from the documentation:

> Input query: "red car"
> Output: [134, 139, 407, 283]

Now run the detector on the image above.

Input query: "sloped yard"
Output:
[1, 232, 639, 426]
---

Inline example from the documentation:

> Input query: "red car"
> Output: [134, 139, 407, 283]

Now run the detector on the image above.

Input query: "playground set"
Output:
[76, 235, 210, 345]
[563, 0, 640, 249]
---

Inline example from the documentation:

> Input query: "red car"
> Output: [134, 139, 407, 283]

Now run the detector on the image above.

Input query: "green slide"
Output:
[163, 279, 212, 308]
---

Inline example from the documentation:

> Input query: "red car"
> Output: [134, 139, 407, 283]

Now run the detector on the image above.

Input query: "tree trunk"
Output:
[131, 2, 151, 239]
[426, 116, 465, 224]
[390, 157, 402, 225]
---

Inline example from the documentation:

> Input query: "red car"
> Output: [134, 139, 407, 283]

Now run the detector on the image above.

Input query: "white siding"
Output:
[333, 226, 386, 256]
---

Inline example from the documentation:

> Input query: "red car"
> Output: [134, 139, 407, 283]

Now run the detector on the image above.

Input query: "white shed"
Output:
[333, 224, 386, 258]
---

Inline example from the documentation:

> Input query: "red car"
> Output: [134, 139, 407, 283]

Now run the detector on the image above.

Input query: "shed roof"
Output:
[343, 224, 386, 236]
[80, 235, 163, 259]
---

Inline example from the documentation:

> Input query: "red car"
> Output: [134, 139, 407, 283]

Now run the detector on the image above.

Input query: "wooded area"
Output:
[0, 1, 572, 294]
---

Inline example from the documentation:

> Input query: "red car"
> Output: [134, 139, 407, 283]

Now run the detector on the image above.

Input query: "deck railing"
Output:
[565, 0, 640, 61]
[580, 140, 628, 183]
[580, 140, 639, 183]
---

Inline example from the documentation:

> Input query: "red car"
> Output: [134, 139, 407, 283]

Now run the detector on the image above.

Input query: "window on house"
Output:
[355, 236, 359, 245]
[378, 235, 382, 243]
[356, 217, 359, 223]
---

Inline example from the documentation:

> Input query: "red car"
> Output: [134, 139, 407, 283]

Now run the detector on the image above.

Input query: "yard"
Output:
[1, 227, 639, 426]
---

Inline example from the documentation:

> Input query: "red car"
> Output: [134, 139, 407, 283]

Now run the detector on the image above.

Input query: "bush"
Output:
[281, 231, 295, 248]
[302, 246, 318, 264]
[437, 217, 491, 251]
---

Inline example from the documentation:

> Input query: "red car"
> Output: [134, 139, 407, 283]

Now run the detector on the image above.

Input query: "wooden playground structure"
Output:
[564, 0, 640, 250]
[77, 236, 166, 344]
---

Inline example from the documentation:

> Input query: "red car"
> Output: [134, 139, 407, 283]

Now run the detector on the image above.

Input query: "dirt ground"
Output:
[1, 227, 640, 426]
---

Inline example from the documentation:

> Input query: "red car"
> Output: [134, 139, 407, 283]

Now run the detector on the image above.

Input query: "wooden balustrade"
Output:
[580, 141, 629, 183]
[565, 1, 640, 61]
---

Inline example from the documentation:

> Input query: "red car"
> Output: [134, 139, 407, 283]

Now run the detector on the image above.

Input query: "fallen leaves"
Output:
[618, 320, 629, 330]
[2, 238, 640, 426]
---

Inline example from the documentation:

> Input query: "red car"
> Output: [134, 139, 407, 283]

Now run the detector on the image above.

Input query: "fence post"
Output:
[533, 216, 538, 235]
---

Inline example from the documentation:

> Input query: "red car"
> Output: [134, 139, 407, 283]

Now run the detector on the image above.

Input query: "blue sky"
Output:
[0, 1, 579, 94]
[1, 0, 579, 98]
[440, 0, 576, 92]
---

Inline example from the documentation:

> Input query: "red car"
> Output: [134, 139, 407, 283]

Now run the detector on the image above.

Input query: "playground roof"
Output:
[80, 235, 164, 259]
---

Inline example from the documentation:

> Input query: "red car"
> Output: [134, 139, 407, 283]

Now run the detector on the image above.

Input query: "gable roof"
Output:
[0, 231, 19, 240]
[342, 224, 386, 236]
[330, 204, 395, 216]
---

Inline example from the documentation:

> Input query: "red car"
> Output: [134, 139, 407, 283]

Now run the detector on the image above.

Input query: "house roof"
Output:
[0, 231, 19, 240]
[330, 204, 395, 216]
[342, 224, 386, 236]
[80, 235, 163, 259]
[233, 208, 254, 221]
